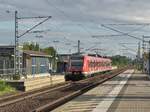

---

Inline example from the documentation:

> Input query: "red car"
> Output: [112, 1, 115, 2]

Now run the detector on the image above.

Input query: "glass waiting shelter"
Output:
[23, 50, 52, 77]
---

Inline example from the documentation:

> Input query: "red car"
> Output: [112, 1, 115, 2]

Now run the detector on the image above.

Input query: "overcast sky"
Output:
[0, 0, 150, 57]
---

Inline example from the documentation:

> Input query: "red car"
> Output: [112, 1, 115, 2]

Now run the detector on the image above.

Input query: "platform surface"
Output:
[52, 69, 150, 112]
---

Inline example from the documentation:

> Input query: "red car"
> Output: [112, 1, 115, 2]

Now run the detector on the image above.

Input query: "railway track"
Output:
[0, 81, 70, 105]
[0, 68, 127, 112]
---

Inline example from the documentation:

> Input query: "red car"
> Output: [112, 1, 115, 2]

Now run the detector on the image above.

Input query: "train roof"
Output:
[70, 54, 111, 61]
[84, 55, 111, 62]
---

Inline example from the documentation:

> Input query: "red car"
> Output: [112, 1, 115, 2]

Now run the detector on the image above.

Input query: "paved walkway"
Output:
[52, 69, 150, 112]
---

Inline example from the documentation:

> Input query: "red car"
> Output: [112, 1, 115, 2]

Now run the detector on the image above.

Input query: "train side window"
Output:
[101, 62, 104, 66]
[101, 62, 103, 66]
[103, 62, 105, 66]
[107, 62, 110, 66]
[107, 62, 109, 66]
[100, 62, 102, 67]
[89, 61, 92, 67]
[94, 61, 96, 67]
[89, 61, 91, 67]
[90, 61, 92, 67]
[92, 61, 94, 67]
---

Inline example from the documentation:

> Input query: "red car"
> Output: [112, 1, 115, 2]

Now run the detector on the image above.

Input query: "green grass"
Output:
[0, 80, 16, 96]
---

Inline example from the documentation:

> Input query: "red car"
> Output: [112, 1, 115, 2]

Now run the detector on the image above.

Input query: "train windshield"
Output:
[71, 61, 83, 66]
[70, 56, 83, 67]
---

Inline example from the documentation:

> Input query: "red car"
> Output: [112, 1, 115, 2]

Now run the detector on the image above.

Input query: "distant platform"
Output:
[6, 75, 65, 91]
[52, 69, 150, 112]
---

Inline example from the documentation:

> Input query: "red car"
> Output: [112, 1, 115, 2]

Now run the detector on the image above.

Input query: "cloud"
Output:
[0, 0, 149, 56]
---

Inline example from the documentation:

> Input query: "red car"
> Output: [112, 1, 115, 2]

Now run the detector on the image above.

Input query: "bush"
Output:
[0, 80, 15, 95]
[0, 80, 7, 91]
[13, 75, 20, 80]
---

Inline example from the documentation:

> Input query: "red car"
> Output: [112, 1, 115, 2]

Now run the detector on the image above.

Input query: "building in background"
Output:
[0, 45, 15, 75]
[0, 45, 53, 79]
[23, 50, 52, 77]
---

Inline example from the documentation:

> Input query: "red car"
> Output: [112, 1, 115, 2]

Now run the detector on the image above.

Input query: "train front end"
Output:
[65, 55, 84, 81]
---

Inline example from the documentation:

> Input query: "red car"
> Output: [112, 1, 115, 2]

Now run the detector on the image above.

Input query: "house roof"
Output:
[0, 45, 15, 48]
[23, 50, 52, 57]
[0, 45, 15, 49]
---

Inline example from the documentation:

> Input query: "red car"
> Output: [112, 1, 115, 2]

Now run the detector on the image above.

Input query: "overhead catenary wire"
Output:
[101, 24, 143, 41]
[101, 23, 150, 26]
[18, 16, 51, 38]
[46, 0, 102, 53]
[119, 44, 137, 53]
[93, 22, 148, 38]
[43, 0, 150, 56]
[46, 0, 135, 55]
[43, 0, 82, 50]
[46, 0, 95, 39]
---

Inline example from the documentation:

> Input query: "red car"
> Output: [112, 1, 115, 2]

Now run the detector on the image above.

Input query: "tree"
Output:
[34, 43, 40, 51]
[23, 42, 39, 51]
[42, 47, 57, 71]
[23, 42, 58, 71]
[111, 55, 132, 67]
[42, 47, 56, 57]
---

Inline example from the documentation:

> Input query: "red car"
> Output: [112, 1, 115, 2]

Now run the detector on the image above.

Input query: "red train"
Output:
[65, 55, 112, 81]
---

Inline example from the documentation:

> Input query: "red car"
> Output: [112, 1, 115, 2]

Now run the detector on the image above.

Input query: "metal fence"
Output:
[0, 67, 64, 80]
[0, 68, 27, 80]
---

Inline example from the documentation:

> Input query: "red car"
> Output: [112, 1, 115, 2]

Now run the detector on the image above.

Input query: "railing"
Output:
[0, 68, 63, 80]
[0, 68, 27, 80]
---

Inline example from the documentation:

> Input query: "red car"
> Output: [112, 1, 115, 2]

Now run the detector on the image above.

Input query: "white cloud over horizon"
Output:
[0, 0, 150, 58]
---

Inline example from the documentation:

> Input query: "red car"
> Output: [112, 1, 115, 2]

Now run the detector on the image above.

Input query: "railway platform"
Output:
[52, 69, 150, 112]
[6, 74, 65, 91]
